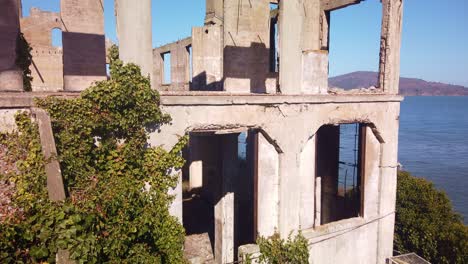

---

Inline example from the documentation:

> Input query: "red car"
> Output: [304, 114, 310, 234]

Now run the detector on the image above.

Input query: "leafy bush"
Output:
[254, 232, 309, 264]
[395, 170, 468, 263]
[0, 45, 187, 263]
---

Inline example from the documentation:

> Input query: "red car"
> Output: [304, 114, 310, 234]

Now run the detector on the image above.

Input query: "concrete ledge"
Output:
[160, 92, 404, 106]
[302, 212, 395, 245]
[0, 92, 79, 108]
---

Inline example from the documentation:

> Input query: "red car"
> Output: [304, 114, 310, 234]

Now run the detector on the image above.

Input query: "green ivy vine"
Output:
[0, 45, 187, 263]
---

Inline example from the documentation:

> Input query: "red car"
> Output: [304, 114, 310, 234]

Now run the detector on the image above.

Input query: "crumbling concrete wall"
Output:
[61, 0, 106, 91]
[20, 8, 64, 92]
[150, 93, 402, 264]
[0, 0, 23, 91]
[223, 0, 276, 93]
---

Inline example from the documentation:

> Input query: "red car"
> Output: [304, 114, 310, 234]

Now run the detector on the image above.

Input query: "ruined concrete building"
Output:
[0, 0, 404, 263]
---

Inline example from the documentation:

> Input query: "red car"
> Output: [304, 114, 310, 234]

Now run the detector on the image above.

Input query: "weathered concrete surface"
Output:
[0, 0, 23, 91]
[61, 0, 107, 91]
[20, 8, 64, 91]
[205, 0, 224, 25]
[379, 0, 404, 94]
[192, 26, 223, 91]
[115, 0, 153, 78]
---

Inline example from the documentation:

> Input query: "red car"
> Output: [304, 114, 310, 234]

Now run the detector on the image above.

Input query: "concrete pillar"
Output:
[362, 127, 381, 218]
[279, 0, 303, 94]
[257, 133, 279, 237]
[378, 0, 404, 94]
[299, 136, 316, 229]
[0, 0, 23, 91]
[115, 0, 153, 78]
[215, 134, 238, 264]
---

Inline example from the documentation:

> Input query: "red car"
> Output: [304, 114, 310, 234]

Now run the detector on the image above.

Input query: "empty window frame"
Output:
[162, 52, 171, 84]
[269, 3, 279, 73]
[316, 123, 366, 225]
[327, 1, 382, 89]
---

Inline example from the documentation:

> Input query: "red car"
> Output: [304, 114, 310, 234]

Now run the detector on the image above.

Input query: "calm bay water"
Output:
[399, 96, 468, 222]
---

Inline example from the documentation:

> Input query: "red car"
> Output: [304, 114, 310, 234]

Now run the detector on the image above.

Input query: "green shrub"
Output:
[254, 232, 309, 264]
[0, 45, 187, 263]
[395, 170, 468, 263]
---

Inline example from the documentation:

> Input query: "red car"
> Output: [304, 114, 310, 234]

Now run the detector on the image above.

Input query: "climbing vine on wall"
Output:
[16, 33, 33, 91]
[0, 45, 187, 263]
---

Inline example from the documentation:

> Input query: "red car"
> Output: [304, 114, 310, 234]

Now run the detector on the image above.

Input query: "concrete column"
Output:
[115, 0, 153, 78]
[171, 44, 190, 91]
[362, 127, 381, 218]
[0, 0, 23, 91]
[214, 134, 238, 264]
[378, 0, 404, 94]
[299, 136, 316, 229]
[279, 0, 303, 94]
[257, 133, 279, 237]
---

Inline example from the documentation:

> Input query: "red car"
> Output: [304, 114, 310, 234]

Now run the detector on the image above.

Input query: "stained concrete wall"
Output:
[149, 94, 402, 264]
[61, 0, 106, 91]
[20, 9, 64, 92]
[115, 0, 153, 78]
[223, 0, 275, 93]
[0, 0, 23, 91]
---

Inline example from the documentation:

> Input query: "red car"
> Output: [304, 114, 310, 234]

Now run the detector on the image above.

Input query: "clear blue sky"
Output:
[21, 0, 468, 86]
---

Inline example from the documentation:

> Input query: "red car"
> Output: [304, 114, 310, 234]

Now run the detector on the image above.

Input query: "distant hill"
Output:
[329, 71, 468, 96]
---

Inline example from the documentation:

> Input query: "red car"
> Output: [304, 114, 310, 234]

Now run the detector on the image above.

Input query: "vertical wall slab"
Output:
[362, 127, 381, 218]
[0, 0, 23, 91]
[171, 44, 190, 90]
[223, 0, 271, 93]
[192, 26, 223, 91]
[61, 0, 106, 91]
[378, 0, 404, 94]
[115, 0, 153, 78]
[215, 135, 238, 264]
[257, 133, 280, 237]
[302, 50, 329, 94]
[299, 136, 316, 229]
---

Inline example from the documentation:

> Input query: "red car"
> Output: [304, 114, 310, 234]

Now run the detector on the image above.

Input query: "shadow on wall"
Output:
[224, 43, 273, 94]
[62, 32, 106, 76]
[190, 42, 277, 93]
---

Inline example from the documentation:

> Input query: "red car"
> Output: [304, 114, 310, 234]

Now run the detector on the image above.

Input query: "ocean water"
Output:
[399, 96, 468, 222]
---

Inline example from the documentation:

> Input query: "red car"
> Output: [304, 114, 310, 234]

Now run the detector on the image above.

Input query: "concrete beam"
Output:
[321, 0, 362, 11]
[115, 0, 153, 78]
